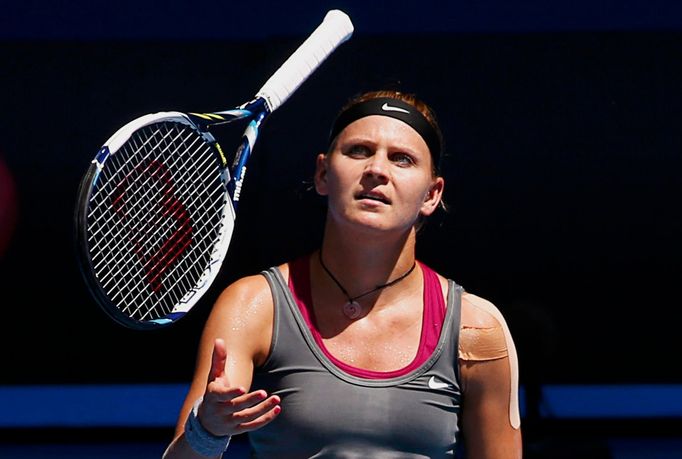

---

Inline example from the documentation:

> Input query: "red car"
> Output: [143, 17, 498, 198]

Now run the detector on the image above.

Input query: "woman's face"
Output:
[315, 115, 444, 235]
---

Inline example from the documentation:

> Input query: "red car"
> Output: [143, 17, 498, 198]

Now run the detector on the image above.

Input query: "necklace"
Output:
[318, 250, 417, 320]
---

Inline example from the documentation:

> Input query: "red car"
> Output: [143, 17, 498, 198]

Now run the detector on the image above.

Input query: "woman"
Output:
[163, 90, 522, 458]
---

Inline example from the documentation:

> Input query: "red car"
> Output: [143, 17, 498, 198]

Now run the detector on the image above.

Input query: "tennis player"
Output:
[163, 90, 522, 458]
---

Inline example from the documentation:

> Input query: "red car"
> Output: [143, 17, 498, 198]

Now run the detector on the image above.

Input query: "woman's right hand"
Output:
[196, 338, 281, 436]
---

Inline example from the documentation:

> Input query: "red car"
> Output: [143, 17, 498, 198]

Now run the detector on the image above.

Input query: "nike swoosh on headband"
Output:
[381, 102, 410, 114]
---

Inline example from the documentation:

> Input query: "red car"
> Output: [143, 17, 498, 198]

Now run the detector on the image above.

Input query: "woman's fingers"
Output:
[230, 395, 282, 433]
[230, 393, 279, 416]
[202, 389, 280, 434]
[206, 385, 246, 403]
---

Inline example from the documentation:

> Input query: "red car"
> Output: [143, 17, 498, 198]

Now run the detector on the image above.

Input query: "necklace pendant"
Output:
[343, 301, 363, 320]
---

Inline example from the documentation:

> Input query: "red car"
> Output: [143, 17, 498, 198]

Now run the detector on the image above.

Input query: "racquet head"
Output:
[75, 112, 235, 329]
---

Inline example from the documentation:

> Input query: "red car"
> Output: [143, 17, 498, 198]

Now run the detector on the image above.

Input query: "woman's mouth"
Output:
[355, 191, 390, 204]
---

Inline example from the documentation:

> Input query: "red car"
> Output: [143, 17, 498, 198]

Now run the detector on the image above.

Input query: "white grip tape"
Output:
[256, 10, 354, 111]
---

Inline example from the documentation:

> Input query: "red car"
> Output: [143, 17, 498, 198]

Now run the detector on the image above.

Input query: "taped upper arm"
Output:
[459, 293, 521, 430]
[459, 325, 508, 361]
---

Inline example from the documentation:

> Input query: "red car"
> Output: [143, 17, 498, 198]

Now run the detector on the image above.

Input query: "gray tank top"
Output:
[249, 267, 463, 458]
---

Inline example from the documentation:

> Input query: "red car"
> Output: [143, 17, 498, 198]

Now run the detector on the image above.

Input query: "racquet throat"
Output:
[317, 250, 416, 320]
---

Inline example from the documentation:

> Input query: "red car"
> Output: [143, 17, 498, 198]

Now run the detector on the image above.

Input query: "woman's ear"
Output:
[314, 153, 329, 196]
[420, 176, 445, 217]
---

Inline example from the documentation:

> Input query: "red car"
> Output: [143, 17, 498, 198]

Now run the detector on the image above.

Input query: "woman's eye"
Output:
[391, 153, 415, 166]
[346, 145, 370, 157]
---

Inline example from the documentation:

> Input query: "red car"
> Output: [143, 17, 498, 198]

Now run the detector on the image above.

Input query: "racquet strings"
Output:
[86, 121, 229, 322]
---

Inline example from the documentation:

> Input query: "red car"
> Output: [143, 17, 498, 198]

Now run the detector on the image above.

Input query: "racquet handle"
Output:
[256, 10, 354, 112]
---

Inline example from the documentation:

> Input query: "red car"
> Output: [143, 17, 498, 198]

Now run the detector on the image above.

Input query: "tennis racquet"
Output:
[75, 10, 353, 330]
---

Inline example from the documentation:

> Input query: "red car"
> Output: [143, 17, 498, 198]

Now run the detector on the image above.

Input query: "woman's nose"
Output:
[362, 153, 389, 181]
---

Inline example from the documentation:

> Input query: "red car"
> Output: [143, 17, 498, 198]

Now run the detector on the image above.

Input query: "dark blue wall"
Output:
[4, 1, 682, 38]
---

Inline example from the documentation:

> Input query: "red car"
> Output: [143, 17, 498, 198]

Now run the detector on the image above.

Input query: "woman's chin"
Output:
[332, 212, 415, 237]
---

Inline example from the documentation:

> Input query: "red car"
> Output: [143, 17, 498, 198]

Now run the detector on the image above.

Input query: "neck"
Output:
[316, 219, 418, 299]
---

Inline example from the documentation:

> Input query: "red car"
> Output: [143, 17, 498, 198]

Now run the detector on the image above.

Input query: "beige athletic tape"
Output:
[463, 294, 521, 429]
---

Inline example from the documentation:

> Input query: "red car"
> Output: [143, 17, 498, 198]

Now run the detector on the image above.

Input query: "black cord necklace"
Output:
[318, 250, 417, 320]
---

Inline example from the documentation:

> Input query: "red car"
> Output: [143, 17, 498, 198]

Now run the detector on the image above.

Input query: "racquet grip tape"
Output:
[257, 10, 354, 111]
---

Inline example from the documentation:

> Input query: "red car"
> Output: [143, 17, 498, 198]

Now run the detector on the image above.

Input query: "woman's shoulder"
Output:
[210, 266, 269, 313]
[212, 261, 293, 310]
[207, 275, 271, 331]
[218, 259, 280, 291]
[219, 273, 269, 300]
[461, 291, 509, 328]
[459, 292, 510, 361]
[418, 265, 506, 328]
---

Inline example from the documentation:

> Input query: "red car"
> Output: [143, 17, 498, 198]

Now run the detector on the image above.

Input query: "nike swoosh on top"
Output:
[428, 376, 450, 390]
[381, 102, 410, 114]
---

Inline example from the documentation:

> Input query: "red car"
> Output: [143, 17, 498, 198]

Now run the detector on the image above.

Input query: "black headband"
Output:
[328, 97, 442, 169]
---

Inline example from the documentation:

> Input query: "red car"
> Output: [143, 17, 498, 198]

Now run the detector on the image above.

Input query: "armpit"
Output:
[458, 324, 508, 361]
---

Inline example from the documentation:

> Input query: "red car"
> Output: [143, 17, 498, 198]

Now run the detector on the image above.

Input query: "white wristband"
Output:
[184, 397, 231, 457]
